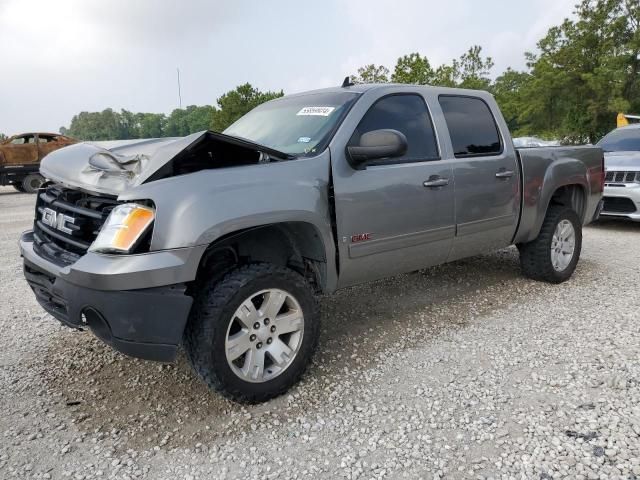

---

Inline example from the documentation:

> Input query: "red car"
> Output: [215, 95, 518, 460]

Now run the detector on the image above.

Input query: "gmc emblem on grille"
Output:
[41, 208, 75, 235]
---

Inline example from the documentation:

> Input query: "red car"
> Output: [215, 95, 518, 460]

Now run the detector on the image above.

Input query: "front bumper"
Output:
[601, 183, 640, 221]
[20, 231, 206, 362]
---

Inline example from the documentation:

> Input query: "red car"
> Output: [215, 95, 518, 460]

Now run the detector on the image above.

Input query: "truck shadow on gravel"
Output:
[35, 246, 593, 451]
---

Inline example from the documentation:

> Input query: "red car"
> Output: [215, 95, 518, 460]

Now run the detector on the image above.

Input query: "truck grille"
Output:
[605, 171, 639, 183]
[33, 184, 120, 265]
[602, 196, 637, 214]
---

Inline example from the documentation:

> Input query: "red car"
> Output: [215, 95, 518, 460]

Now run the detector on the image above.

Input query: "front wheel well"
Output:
[194, 222, 328, 293]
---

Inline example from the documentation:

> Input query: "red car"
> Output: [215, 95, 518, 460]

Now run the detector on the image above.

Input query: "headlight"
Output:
[89, 203, 154, 254]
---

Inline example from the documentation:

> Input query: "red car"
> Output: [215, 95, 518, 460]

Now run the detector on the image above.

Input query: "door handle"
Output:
[495, 170, 515, 179]
[423, 176, 450, 188]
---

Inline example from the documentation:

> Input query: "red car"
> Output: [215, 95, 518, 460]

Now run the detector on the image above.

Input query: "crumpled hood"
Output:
[40, 132, 204, 195]
[40, 130, 294, 196]
[604, 151, 640, 171]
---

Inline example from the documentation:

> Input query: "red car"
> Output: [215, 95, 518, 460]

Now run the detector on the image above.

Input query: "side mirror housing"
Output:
[347, 129, 408, 169]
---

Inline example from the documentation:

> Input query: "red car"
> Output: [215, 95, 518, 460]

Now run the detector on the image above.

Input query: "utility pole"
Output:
[177, 68, 182, 109]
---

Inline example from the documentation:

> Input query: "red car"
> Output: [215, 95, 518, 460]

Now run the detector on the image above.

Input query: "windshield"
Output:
[224, 91, 360, 156]
[598, 128, 640, 152]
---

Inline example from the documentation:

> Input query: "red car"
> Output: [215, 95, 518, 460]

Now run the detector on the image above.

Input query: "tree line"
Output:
[2, 0, 637, 144]
[351, 0, 640, 143]
[59, 84, 283, 141]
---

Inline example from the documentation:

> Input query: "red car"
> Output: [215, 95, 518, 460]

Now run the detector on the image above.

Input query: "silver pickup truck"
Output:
[20, 84, 604, 402]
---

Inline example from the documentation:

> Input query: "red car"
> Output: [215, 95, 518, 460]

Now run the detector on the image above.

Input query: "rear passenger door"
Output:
[437, 95, 520, 260]
[332, 93, 455, 287]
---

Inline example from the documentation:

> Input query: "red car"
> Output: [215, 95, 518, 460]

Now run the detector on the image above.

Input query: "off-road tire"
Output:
[12, 183, 26, 193]
[518, 205, 582, 283]
[22, 174, 44, 194]
[184, 263, 320, 403]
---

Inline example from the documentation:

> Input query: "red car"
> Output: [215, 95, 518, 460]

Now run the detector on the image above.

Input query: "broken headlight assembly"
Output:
[89, 203, 155, 254]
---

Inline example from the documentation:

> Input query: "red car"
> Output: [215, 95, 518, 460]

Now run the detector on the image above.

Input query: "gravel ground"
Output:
[1, 185, 639, 480]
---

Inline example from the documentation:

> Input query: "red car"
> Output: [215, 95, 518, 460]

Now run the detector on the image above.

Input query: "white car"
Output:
[513, 137, 560, 148]
[598, 125, 640, 221]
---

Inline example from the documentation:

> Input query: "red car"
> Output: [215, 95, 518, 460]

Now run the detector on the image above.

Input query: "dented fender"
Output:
[118, 150, 338, 290]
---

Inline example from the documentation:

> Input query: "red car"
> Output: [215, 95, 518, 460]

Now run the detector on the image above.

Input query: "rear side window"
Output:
[439, 96, 502, 157]
[350, 94, 439, 163]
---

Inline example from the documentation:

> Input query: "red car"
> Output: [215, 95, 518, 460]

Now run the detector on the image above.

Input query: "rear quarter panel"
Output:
[514, 146, 603, 244]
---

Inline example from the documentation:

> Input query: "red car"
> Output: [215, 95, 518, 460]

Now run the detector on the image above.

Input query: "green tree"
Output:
[520, 0, 640, 142]
[352, 64, 390, 84]
[66, 109, 123, 140]
[136, 113, 166, 138]
[391, 53, 434, 84]
[210, 83, 283, 132]
[166, 105, 216, 136]
[491, 68, 532, 133]
[119, 109, 139, 139]
[0, 133, 7, 141]
[456, 45, 495, 90]
[431, 65, 458, 87]
[353, 46, 494, 89]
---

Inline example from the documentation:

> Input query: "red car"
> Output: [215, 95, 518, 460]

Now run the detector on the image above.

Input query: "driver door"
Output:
[331, 93, 455, 288]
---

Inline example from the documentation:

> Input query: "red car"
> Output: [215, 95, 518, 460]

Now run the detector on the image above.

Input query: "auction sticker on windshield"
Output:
[297, 107, 335, 116]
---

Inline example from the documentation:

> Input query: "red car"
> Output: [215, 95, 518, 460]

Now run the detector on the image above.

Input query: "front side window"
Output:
[439, 96, 502, 157]
[598, 128, 640, 152]
[224, 91, 360, 156]
[10, 136, 26, 145]
[349, 94, 439, 163]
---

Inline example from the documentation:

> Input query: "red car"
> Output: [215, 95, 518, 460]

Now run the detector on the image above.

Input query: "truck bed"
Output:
[514, 146, 604, 244]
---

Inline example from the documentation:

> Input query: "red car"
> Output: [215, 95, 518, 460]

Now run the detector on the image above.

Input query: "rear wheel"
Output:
[518, 205, 582, 283]
[22, 174, 44, 194]
[184, 263, 320, 403]
[12, 183, 26, 193]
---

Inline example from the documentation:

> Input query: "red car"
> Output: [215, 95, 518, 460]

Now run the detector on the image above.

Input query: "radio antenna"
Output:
[177, 68, 183, 109]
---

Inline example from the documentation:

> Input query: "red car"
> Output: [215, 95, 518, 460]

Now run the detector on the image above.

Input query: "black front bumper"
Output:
[23, 259, 193, 362]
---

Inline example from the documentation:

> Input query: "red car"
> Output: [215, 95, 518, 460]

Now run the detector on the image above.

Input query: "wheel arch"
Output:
[517, 182, 587, 245]
[194, 221, 331, 293]
[515, 150, 591, 245]
[548, 184, 587, 221]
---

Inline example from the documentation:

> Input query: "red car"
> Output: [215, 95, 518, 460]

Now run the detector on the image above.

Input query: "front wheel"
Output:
[184, 263, 320, 403]
[518, 205, 582, 283]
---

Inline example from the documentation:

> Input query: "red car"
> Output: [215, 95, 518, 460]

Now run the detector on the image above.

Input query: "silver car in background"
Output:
[598, 125, 640, 221]
[513, 136, 560, 148]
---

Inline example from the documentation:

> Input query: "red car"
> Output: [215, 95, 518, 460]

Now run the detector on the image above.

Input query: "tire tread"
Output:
[184, 263, 320, 403]
[518, 205, 582, 284]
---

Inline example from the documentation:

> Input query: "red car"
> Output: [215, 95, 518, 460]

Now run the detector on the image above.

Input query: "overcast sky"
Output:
[0, 0, 576, 135]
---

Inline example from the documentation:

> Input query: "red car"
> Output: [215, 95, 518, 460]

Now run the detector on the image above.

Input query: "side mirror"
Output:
[347, 129, 408, 169]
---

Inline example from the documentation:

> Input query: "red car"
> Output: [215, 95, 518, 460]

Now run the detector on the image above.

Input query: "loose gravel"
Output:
[1, 185, 639, 480]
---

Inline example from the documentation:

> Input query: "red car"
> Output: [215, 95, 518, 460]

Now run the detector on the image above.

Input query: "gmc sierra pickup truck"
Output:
[20, 84, 604, 403]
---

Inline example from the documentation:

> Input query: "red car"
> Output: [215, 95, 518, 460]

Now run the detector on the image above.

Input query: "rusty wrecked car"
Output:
[0, 132, 76, 193]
